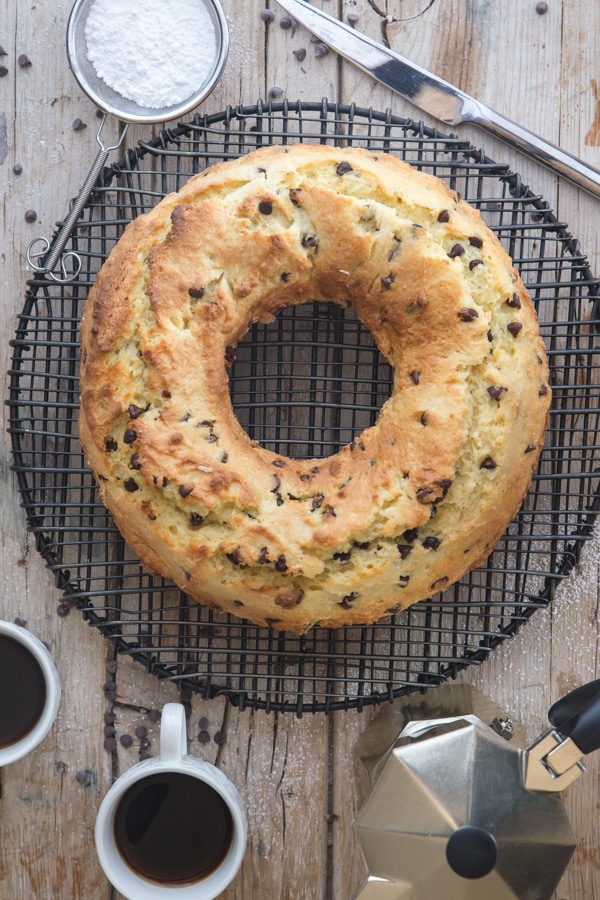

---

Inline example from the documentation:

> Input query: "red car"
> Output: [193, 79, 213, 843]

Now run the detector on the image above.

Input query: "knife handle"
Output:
[474, 103, 600, 200]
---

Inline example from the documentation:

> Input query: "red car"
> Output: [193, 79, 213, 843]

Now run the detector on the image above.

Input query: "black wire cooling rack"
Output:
[8, 100, 600, 714]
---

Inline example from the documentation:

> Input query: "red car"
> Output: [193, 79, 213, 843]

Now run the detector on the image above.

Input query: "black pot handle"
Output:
[548, 679, 600, 755]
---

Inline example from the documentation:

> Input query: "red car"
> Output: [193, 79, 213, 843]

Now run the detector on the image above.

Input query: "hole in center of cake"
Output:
[228, 301, 393, 460]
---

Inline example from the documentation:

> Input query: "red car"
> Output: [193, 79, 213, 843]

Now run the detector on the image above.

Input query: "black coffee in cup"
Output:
[113, 771, 234, 885]
[0, 634, 47, 748]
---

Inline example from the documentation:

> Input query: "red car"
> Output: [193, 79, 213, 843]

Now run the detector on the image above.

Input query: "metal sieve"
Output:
[27, 0, 229, 283]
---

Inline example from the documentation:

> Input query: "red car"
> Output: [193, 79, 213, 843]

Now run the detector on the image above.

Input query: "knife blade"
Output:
[275, 0, 600, 199]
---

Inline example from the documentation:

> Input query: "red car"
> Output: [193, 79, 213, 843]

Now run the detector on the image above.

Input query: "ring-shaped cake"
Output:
[79, 144, 551, 632]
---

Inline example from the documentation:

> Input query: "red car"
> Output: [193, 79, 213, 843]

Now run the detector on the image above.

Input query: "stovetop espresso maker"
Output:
[354, 680, 600, 899]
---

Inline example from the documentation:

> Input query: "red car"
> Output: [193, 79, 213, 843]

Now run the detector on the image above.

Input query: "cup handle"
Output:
[159, 703, 188, 764]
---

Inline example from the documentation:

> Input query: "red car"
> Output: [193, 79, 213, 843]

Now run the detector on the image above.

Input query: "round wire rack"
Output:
[8, 100, 600, 714]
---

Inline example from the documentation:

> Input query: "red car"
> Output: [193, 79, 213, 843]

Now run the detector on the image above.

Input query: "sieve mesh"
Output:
[67, 0, 228, 122]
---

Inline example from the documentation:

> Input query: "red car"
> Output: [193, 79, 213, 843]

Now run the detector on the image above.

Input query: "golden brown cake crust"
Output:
[79, 144, 551, 632]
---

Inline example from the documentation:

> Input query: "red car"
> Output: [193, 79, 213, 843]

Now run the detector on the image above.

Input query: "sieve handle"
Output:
[27, 117, 129, 284]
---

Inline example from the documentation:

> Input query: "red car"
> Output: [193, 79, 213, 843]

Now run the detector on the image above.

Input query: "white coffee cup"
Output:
[95, 702, 247, 899]
[0, 620, 61, 767]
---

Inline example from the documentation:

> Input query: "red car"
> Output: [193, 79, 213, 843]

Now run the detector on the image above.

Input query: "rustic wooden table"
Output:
[2, 1, 600, 897]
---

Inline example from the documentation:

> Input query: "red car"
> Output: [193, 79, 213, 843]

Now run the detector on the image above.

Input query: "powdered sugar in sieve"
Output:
[85, 0, 218, 109]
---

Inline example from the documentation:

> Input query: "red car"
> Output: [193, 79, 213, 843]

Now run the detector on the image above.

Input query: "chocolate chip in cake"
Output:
[437, 478, 453, 498]
[448, 243, 465, 258]
[130, 453, 141, 470]
[398, 575, 410, 587]
[105, 438, 118, 452]
[480, 457, 497, 469]
[271, 475, 281, 492]
[420, 411, 428, 426]
[275, 554, 288, 572]
[488, 385, 507, 401]
[539, 383, 549, 396]
[188, 286, 204, 299]
[397, 544, 413, 559]
[336, 160, 352, 175]
[332, 550, 351, 562]
[437, 209, 450, 223]
[258, 547, 270, 564]
[311, 493, 324, 510]
[469, 259, 483, 270]
[274, 587, 304, 608]
[422, 536, 441, 550]
[340, 592, 358, 609]
[403, 529, 418, 543]
[416, 488, 436, 504]
[507, 322, 523, 336]
[259, 199, 273, 215]
[410, 370, 421, 384]
[123, 428, 137, 444]
[525, 443, 536, 453]
[388, 236, 402, 261]
[189, 513, 204, 526]
[227, 548, 244, 566]
[128, 403, 147, 419]
[458, 307, 479, 321]
[302, 234, 318, 248]
[432, 576, 449, 590]
[381, 273, 395, 291]
[468, 235, 484, 248]
[123, 478, 139, 492]
[506, 292, 522, 308]
[179, 484, 194, 498]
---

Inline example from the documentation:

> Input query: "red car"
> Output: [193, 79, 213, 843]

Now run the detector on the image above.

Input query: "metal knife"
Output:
[275, 0, 600, 199]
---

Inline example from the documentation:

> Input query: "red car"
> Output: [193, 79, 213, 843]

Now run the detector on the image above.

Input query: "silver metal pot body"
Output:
[354, 716, 576, 899]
